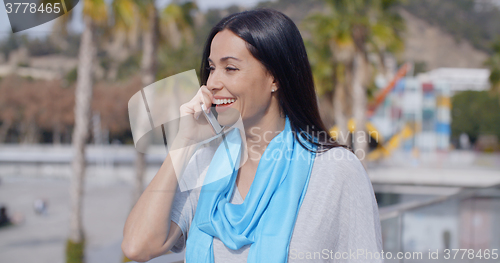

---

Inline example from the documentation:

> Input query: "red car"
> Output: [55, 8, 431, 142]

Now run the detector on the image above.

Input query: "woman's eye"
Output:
[206, 66, 238, 73]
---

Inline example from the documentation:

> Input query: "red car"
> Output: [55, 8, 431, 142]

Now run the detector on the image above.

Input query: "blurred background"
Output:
[0, 0, 499, 262]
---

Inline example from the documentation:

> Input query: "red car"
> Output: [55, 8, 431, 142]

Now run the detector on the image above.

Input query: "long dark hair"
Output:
[200, 9, 345, 153]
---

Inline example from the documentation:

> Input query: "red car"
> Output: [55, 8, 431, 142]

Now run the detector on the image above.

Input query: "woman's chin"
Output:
[217, 108, 240, 127]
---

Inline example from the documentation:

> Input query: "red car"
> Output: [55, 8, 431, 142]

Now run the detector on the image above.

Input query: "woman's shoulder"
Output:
[310, 146, 370, 188]
[177, 138, 222, 191]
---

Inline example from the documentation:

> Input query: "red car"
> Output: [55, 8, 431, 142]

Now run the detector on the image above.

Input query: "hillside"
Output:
[1, 0, 495, 74]
[402, 0, 500, 54]
[256, 0, 492, 70]
[399, 9, 488, 70]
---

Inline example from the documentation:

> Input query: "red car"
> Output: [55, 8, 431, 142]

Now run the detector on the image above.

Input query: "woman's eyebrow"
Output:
[208, 56, 242, 63]
[220, 56, 242, 62]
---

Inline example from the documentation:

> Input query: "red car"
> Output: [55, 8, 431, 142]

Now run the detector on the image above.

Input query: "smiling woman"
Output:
[204, 29, 280, 129]
[121, 8, 383, 263]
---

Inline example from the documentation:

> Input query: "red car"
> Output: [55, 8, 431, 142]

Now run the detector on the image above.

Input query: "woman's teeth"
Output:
[215, 98, 236, 105]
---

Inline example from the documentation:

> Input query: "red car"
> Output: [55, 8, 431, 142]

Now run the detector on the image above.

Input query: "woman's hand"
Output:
[175, 85, 217, 146]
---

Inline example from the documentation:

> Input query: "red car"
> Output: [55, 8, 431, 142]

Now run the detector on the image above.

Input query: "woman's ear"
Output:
[271, 78, 278, 93]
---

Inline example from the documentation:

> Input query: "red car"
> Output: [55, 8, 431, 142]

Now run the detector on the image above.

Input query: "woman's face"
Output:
[206, 29, 278, 127]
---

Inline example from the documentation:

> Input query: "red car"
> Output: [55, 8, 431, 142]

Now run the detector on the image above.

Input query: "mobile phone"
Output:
[201, 103, 224, 134]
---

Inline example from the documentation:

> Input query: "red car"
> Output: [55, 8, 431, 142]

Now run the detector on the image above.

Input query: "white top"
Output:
[170, 139, 383, 262]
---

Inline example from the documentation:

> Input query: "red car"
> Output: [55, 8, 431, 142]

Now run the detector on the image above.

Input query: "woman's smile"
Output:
[213, 96, 237, 113]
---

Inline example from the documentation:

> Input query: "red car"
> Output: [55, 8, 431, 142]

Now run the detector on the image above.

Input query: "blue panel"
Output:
[435, 122, 451, 134]
[393, 78, 406, 93]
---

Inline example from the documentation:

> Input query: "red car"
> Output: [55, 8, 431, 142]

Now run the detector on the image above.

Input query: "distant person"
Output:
[459, 133, 471, 149]
[33, 198, 48, 215]
[122, 9, 382, 262]
[0, 205, 24, 227]
[0, 205, 12, 228]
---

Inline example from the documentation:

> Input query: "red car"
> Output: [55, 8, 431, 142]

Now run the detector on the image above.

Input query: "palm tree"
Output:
[307, 0, 404, 163]
[485, 39, 500, 101]
[132, 0, 158, 217]
[67, 1, 107, 262]
[119, 3, 198, 261]
[304, 12, 355, 147]
[106, 0, 157, 216]
[157, 1, 199, 141]
[104, 0, 139, 80]
[102, 3, 156, 262]
[159, 2, 198, 49]
[129, 0, 199, 210]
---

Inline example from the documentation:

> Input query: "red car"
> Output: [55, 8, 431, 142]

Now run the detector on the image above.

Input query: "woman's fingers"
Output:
[200, 85, 213, 113]
[193, 102, 203, 120]
[179, 85, 213, 120]
[176, 86, 218, 144]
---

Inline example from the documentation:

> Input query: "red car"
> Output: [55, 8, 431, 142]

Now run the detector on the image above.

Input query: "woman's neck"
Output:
[243, 112, 286, 162]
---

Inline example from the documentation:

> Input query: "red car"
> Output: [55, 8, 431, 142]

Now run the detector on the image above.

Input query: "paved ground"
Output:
[1, 147, 498, 262]
[0, 177, 184, 263]
[368, 150, 500, 187]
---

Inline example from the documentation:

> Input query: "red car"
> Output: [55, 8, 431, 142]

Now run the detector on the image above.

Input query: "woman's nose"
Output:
[206, 71, 223, 92]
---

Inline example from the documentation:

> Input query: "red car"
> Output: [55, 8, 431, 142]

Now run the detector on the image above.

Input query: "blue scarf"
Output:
[186, 117, 316, 262]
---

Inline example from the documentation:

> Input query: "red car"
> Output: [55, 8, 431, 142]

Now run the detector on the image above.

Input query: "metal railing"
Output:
[379, 183, 500, 262]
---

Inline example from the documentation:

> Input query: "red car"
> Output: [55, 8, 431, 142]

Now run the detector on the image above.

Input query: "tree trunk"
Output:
[92, 111, 102, 145]
[69, 16, 96, 251]
[132, 5, 158, 206]
[20, 119, 38, 144]
[53, 122, 62, 145]
[141, 6, 158, 87]
[352, 52, 368, 165]
[377, 51, 387, 81]
[333, 72, 349, 146]
[0, 120, 12, 143]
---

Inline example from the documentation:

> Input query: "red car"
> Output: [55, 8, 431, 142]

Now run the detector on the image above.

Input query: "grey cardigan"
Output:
[170, 141, 383, 262]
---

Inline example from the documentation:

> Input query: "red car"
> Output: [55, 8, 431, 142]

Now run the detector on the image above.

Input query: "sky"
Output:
[0, 0, 271, 41]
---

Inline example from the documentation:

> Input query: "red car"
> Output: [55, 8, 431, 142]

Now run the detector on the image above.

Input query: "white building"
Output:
[417, 68, 490, 95]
